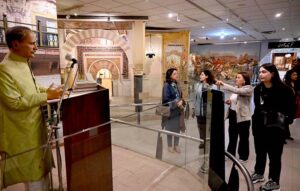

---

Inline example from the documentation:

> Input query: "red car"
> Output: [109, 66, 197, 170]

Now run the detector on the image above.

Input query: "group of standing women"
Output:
[162, 62, 297, 191]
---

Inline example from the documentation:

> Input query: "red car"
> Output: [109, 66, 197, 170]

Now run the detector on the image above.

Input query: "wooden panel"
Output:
[62, 89, 113, 191]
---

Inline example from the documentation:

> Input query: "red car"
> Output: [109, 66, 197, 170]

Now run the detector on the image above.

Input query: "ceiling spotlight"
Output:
[239, 26, 243, 29]
[275, 12, 282, 18]
[226, 18, 229, 22]
[73, 12, 78, 16]
[233, 37, 237, 40]
[220, 35, 225, 39]
[168, 13, 173, 18]
[243, 41, 247, 44]
[201, 26, 205, 29]
[282, 27, 285, 31]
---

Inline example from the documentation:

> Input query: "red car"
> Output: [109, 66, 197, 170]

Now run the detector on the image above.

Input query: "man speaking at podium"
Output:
[0, 26, 63, 190]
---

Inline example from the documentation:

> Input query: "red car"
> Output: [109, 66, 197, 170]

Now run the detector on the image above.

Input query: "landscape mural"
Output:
[190, 43, 260, 83]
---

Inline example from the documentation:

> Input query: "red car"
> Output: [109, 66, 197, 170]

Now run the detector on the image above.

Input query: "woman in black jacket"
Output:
[283, 69, 298, 140]
[251, 63, 295, 191]
[162, 68, 184, 153]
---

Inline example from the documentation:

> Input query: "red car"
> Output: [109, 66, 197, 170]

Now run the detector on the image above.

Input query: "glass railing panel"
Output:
[0, 119, 113, 191]
[110, 97, 210, 189]
[0, 119, 209, 191]
[0, 111, 253, 191]
[110, 115, 210, 191]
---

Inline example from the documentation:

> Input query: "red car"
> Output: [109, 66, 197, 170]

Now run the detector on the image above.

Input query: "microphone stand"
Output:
[57, 60, 77, 117]
[49, 59, 77, 191]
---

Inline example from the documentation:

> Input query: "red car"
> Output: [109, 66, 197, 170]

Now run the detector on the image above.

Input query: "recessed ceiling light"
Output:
[243, 41, 247, 44]
[282, 27, 285, 31]
[233, 37, 237, 40]
[226, 18, 229, 22]
[73, 13, 78, 16]
[201, 26, 205, 29]
[168, 13, 173, 18]
[275, 12, 282, 18]
[239, 26, 243, 29]
[220, 35, 225, 39]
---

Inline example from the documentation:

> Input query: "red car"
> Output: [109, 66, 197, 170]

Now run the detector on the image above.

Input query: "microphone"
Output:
[65, 54, 77, 67]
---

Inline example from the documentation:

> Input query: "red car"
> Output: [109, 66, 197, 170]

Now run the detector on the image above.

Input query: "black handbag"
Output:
[262, 111, 286, 131]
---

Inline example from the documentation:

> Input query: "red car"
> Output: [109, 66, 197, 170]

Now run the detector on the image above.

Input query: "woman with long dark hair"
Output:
[216, 72, 253, 163]
[191, 70, 216, 149]
[283, 69, 298, 140]
[162, 68, 184, 153]
[251, 63, 295, 191]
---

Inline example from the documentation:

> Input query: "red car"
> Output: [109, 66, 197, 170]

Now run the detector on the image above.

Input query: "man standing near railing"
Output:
[0, 26, 62, 190]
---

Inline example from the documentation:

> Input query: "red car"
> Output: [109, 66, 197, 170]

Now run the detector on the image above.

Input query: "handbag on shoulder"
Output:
[262, 110, 286, 131]
[155, 104, 170, 117]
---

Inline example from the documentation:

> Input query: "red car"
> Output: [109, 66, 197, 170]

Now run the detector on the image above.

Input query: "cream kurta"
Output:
[0, 52, 51, 187]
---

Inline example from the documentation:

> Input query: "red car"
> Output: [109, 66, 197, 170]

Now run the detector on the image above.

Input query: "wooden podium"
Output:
[62, 88, 113, 191]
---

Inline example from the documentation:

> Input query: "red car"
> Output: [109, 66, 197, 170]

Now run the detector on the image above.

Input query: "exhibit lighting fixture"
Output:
[146, 34, 155, 59]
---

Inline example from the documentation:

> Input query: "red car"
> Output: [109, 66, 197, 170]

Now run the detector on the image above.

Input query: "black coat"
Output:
[252, 83, 296, 135]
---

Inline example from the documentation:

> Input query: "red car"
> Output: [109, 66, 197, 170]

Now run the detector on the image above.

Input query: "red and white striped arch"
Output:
[62, 29, 130, 56]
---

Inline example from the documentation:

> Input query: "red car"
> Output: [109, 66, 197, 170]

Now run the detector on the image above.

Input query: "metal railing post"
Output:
[37, 20, 43, 46]
[3, 14, 8, 32]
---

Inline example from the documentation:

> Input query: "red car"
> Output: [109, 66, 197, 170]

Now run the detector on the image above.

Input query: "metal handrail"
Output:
[110, 118, 204, 144]
[225, 151, 255, 191]
[111, 118, 254, 191]
[110, 102, 159, 107]
[0, 116, 254, 191]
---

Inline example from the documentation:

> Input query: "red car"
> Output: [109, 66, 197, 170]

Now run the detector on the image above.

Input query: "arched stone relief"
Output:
[63, 29, 130, 53]
[62, 29, 130, 77]
[88, 59, 120, 80]
[77, 46, 129, 79]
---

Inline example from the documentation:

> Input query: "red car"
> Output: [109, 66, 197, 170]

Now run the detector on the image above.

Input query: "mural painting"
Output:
[190, 43, 260, 84]
[191, 53, 258, 81]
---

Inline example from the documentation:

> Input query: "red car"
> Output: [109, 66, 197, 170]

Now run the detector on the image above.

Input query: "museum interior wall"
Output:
[0, 0, 60, 87]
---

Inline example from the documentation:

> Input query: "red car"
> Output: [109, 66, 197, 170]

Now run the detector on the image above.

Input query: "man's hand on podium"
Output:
[47, 83, 64, 100]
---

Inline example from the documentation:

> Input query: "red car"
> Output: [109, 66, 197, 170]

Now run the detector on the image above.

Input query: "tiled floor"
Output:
[4, 145, 207, 191]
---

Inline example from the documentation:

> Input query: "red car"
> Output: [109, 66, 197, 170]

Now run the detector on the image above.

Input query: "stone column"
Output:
[131, 21, 145, 73]
[131, 21, 145, 119]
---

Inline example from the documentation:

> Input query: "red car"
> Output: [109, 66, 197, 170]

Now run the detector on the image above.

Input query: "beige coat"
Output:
[223, 84, 253, 123]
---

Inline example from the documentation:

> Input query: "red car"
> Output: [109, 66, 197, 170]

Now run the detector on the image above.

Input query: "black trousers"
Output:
[196, 116, 206, 145]
[227, 109, 250, 160]
[253, 124, 285, 183]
